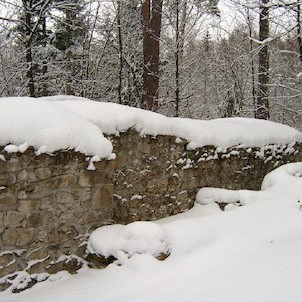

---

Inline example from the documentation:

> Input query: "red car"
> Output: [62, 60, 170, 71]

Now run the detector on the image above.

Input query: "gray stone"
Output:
[17, 170, 28, 181]
[6, 158, 21, 172]
[17, 190, 27, 199]
[4, 211, 25, 227]
[0, 172, 16, 186]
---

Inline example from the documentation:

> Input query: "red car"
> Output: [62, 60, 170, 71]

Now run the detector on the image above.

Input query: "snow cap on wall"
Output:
[1, 96, 302, 157]
[0, 97, 113, 158]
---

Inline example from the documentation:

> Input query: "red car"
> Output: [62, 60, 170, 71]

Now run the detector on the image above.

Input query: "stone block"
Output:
[35, 167, 51, 180]
[27, 212, 44, 226]
[0, 172, 16, 186]
[6, 158, 21, 172]
[0, 193, 16, 210]
[3, 227, 36, 247]
[79, 170, 112, 187]
[18, 199, 40, 212]
[113, 152, 128, 169]
[81, 212, 103, 224]
[17, 170, 28, 181]
[33, 174, 78, 193]
[25, 246, 49, 261]
[168, 174, 181, 192]
[56, 192, 76, 204]
[138, 142, 151, 154]
[48, 225, 78, 245]
[92, 186, 114, 210]
[4, 211, 25, 227]
[146, 178, 168, 194]
[177, 190, 188, 202]
[17, 190, 27, 199]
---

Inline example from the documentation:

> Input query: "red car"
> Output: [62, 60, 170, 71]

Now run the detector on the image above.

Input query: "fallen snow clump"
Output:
[87, 221, 170, 264]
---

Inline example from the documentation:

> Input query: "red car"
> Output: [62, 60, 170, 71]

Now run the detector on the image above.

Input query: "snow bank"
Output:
[43, 95, 302, 149]
[196, 162, 302, 210]
[2, 162, 302, 301]
[0, 98, 113, 158]
[196, 187, 263, 207]
[261, 162, 302, 191]
[87, 221, 170, 264]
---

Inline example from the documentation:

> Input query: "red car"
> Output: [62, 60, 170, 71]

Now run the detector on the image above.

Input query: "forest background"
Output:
[0, 0, 301, 130]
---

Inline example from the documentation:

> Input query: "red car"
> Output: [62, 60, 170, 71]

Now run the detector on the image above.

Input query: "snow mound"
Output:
[87, 221, 170, 264]
[196, 162, 302, 209]
[196, 187, 262, 207]
[41, 95, 302, 149]
[261, 162, 302, 191]
[0, 98, 113, 158]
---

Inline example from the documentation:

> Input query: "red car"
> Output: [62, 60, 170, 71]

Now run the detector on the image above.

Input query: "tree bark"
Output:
[255, 0, 270, 120]
[175, 0, 180, 117]
[24, 0, 35, 97]
[41, 15, 48, 96]
[117, 0, 123, 104]
[142, 0, 163, 111]
[297, 3, 302, 63]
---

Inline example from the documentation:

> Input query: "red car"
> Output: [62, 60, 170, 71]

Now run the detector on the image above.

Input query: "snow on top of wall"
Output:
[1, 95, 302, 157]
[0, 97, 113, 158]
[47, 96, 302, 149]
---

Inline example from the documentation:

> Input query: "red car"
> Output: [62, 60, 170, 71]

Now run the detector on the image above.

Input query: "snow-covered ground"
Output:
[1, 162, 302, 302]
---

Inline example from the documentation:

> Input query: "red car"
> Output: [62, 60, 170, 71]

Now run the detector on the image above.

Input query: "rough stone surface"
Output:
[0, 148, 114, 288]
[0, 132, 302, 291]
[110, 131, 302, 223]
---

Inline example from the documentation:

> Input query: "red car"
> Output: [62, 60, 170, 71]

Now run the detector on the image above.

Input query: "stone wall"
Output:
[0, 149, 114, 291]
[1, 131, 302, 291]
[111, 130, 302, 223]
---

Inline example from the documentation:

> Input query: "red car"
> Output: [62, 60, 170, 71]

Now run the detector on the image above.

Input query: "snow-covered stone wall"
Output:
[111, 130, 302, 223]
[1, 130, 302, 291]
[0, 149, 114, 290]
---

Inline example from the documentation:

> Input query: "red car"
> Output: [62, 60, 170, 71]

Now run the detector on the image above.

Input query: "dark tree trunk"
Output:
[24, 1, 35, 97]
[175, 0, 180, 117]
[41, 15, 48, 96]
[142, 0, 163, 111]
[255, 0, 270, 120]
[117, 0, 123, 104]
[297, 3, 302, 63]
[247, 10, 256, 112]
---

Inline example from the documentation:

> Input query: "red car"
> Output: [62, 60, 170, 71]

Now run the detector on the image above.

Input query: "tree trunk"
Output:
[255, 0, 270, 120]
[117, 0, 123, 104]
[142, 0, 163, 111]
[175, 0, 180, 117]
[24, 1, 35, 97]
[297, 3, 302, 63]
[247, 8, 256, 112]
[41, 15, 48, 96]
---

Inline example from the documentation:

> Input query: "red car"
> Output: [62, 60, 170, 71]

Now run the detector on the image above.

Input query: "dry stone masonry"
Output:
[0, 131, 302, 291]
